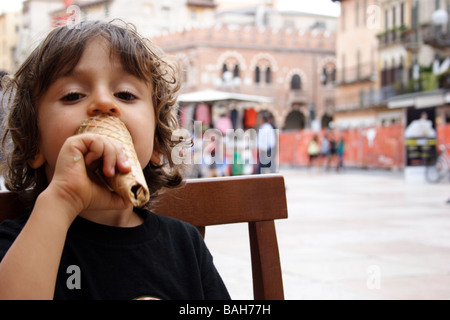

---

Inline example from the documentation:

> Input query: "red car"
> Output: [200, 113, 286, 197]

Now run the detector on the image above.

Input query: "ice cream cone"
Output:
[75, 115, 150, 206]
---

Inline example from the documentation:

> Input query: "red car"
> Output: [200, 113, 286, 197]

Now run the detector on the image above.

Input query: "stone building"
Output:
[153, 12, 337, 130]
[333, 0, 384, 128]
[6, 0, 338, 130]
[333, 0, 450, 128]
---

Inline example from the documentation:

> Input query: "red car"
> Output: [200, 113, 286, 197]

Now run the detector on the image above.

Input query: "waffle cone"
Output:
[75, 115, 150, 206]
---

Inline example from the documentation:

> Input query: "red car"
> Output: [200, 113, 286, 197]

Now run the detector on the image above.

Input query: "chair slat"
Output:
[152, 174, 288, 227]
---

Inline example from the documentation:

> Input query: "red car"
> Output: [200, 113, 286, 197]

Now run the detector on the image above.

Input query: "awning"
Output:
[177, 89, 273, 104]
[388, 89, 449, 109]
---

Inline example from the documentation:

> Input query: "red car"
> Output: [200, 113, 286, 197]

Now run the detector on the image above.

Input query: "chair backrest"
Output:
[152, 174, 288, 300]
[0, 174, 288, 300]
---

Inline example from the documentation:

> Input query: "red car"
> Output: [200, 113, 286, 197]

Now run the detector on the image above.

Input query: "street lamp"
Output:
[432, 8, 449, 25]
[432, 8, 450, 46]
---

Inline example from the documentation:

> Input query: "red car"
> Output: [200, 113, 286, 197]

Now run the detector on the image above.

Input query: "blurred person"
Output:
[327, 132, 338, 171]
[214, 112, 232, 177]
[337, 134, 345, 171]
[307, 134, 320, 169]
[267, 112, 278, 173]
[319, 132, 330, 170]
[256, 111, 276, 174]
[404, 112, 436, 138]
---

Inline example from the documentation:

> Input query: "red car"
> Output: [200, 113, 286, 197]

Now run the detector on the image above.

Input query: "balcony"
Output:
[336, 70, 450, 112]
[335, 86, 394, 111]
[377, 26, 407, 49]
[422, 22, 450, 50]
[336, 63, 377, 85]
[400, 27, 420, 52]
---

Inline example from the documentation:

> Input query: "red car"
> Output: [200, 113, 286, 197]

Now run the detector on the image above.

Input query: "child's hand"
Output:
[45, 133, 132, 220]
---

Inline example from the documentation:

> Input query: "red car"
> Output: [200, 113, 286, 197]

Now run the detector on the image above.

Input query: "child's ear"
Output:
[150, 138, 163, 164]
[150, 150, 162, 164]
[28, 151, 46, 169]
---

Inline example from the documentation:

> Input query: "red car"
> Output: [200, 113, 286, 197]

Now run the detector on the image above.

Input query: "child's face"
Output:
[34, 37, 157, 181]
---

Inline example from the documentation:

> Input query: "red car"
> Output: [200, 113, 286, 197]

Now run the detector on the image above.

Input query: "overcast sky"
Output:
[1, 0, 340, 17]
[277, 0, 340, 16]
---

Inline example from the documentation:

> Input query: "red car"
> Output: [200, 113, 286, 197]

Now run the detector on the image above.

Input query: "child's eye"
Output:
[116, 91, 137, 101]
[61, 92, 84, 102]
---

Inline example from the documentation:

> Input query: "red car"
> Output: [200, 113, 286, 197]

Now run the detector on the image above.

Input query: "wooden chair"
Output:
[0, 174, 288, 300]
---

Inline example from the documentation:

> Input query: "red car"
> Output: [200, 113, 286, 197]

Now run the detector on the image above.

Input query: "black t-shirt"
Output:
[0, 208, 231, 300]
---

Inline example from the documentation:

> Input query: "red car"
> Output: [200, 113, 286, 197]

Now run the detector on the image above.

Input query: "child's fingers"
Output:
[100, 141, 117, 178]
[101, 141, 131, 177]
[82, 136, 130, 177]
[116, 148, 131, 173]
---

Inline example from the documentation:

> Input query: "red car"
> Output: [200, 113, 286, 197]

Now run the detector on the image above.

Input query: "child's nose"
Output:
[87, 93, 120, 117]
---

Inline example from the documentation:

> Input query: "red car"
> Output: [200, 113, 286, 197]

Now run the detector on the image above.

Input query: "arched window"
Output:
[233, 65, 240, 78]
[321, 62, 337, 86]
[291, 74, 301, 90]
[265, 67, 272, 84]
[255, 66, 261, 83]
[222, 64, 228, 75]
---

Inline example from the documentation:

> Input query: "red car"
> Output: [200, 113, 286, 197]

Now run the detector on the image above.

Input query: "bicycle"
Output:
[426, 144, 450, 183]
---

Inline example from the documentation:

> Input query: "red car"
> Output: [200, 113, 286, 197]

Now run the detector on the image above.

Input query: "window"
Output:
[233, 65, 240, 78]
[393, 6, 396, 27]
[266, 67, 272, 84]
[390, 57, 395, 84]
[291, 74, 301, 90]
[400, 2, 404, 26]
[384, 9, 388, 30]
[357, 49, 361, 80]
[321, 68, 327, 85]
[255, 66, 261, 84]
[221, 61, 241, 88]
[222, 64, 228, 75]
[253, 56, 274, 86]
[341, 54, 346, 82]
[364, 0, 367, 24]
[396, 57, 404, 84]
[412, 2, 418, 29]
[321, 63, 336, 86]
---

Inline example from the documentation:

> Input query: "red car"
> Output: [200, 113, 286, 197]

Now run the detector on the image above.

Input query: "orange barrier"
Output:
[278, 124, 450, 169]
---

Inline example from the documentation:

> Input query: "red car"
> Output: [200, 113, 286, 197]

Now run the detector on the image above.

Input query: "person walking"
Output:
[337, 134, 345, 171]
[319, 132, 330, 170]
[256, 112, 276, 174]
[307, 134, 320, 169]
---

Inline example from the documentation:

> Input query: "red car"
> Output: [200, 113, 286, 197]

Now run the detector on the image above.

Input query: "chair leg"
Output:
[248, 220, 285, 300]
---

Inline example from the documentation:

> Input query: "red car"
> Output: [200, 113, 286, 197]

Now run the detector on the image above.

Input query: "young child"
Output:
[0, 20, 230, 300]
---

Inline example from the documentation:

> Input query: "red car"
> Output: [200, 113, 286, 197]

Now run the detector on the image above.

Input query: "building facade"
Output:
[5, 0, 338, 130]
[386, 0, 450, 126]
[334, 0, 387, 128]
[334, 0, 450, 129]
[154, 4, 337, 130]
[50, 0, 217, 37]
[12, 0, 217, 68]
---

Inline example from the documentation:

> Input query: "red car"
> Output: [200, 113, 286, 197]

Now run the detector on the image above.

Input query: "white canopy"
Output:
[177, 89, 273, 104]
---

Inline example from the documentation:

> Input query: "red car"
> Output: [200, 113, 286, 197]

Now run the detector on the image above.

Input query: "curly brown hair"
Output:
[1, 20, 185, 209]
